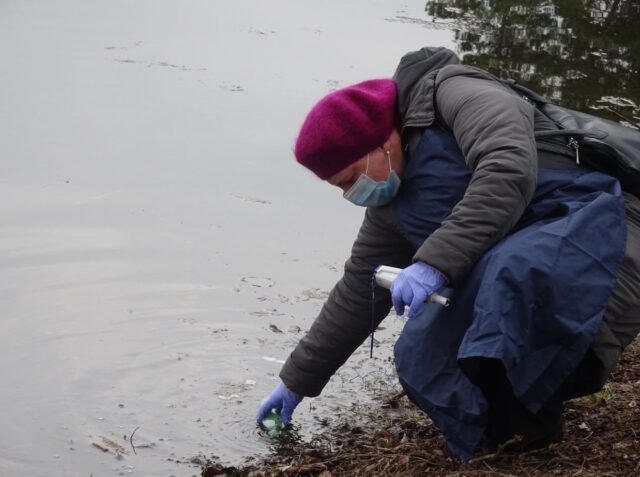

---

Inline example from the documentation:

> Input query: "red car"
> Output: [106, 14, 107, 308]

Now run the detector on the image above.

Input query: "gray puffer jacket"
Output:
[280, 47, 640, 397]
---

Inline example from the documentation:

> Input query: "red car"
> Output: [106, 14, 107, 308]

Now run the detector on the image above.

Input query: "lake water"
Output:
[1, 1, 637, 476]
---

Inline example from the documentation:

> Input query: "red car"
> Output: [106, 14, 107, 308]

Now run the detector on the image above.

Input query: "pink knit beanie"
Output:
[294, 79, 398, 180]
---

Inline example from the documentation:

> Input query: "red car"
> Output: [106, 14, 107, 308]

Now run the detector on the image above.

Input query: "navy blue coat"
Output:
[393, 126, 626, 458]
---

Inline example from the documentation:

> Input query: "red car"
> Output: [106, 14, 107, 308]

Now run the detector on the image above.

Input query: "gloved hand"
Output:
[256, 382, 303, 425]
[391, 262, 447, 319]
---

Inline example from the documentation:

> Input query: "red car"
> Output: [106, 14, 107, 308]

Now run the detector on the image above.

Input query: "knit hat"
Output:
[294, 79, 398, 180]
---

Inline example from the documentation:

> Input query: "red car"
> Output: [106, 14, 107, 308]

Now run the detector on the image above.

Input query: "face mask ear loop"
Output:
[365, 153, 370, 176]
[386, 150, 392, 172]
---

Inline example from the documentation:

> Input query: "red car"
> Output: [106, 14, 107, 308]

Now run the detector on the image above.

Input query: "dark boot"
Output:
[463, 358, 564, 453]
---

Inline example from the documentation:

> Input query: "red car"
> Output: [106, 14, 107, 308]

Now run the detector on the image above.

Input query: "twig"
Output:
[129, 426, 140, 455]
[467, 435, 524, 464]
[92, 442, 109, 453]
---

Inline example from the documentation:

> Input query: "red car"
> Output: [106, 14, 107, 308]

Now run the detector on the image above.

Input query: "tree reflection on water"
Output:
[425, 0, 640, 127]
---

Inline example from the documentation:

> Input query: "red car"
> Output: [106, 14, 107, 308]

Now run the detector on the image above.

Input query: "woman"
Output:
[256, 47, 640, 459]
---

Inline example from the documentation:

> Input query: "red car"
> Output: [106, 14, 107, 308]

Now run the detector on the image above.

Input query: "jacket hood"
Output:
[393, 46, 460, 129]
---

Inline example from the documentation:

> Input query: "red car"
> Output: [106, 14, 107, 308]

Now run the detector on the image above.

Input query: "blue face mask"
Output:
[343, 152, 401, 207]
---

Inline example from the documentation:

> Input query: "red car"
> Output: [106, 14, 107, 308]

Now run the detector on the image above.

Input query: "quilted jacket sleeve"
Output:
[413, 71, 538, 286]
[279, 206, 414, 397]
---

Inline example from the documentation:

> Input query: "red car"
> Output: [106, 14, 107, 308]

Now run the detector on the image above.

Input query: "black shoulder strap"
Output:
[500, 79, 549, 106]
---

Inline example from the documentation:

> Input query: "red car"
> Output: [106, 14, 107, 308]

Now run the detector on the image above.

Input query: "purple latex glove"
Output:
[256, 382, 303, 425]
[391, 262, 447, 319]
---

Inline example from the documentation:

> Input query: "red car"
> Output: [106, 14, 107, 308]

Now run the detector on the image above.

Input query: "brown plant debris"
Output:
[203, 339, 640, 476]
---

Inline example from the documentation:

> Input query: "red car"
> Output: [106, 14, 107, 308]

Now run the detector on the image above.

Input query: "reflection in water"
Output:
[426, 0, 640, 127]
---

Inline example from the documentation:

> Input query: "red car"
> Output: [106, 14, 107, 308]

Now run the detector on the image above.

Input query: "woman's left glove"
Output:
[391, 262, 447, 319]
[256, 382, 303, 425]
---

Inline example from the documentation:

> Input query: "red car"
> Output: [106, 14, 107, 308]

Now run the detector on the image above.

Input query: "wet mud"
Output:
[203, 339, 640, 476]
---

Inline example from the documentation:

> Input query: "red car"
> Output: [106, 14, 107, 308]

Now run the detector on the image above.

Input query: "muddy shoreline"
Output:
[202, 339, 640, 476]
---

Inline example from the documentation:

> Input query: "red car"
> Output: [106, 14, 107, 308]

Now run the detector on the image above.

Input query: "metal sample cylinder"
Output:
[374, 265, 450, 307]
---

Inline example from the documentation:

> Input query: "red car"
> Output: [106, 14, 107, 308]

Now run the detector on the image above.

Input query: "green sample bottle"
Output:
[261, 410, 283, 437]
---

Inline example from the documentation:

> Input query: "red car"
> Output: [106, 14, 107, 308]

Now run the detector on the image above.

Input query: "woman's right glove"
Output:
[391, 261, 447, 319]
[256, 382, 303, 425]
